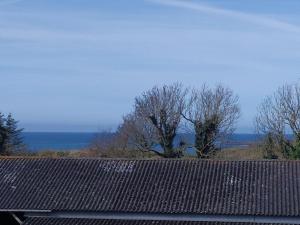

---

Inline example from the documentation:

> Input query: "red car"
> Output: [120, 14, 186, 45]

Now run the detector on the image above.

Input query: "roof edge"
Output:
[25, 211, 300, 225]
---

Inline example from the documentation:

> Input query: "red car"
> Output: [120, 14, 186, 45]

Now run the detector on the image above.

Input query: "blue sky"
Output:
[0, 0, 300, 132]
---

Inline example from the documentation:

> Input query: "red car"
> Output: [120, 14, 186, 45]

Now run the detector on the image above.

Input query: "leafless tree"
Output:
[117, 112, 164, 157]
[182, 84, 240, 158]
[256, 83, 300, 158]
[134, 83, 187, 158]
[89, 130, 152, 158]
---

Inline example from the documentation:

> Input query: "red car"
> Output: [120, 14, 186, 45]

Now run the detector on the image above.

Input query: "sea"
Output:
[22, 132, 260, 152]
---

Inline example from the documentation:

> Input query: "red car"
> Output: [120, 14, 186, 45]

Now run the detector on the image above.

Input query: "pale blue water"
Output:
[22, 132, 259, 152]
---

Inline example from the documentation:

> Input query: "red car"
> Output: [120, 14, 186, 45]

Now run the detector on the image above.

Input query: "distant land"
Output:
[22, 132, 260, 152]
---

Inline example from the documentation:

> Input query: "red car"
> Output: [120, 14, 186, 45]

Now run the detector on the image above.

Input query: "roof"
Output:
[0, 158, 300, 216]
[22, 218, 281, 225]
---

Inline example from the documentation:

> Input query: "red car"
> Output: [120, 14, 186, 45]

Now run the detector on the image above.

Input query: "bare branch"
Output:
[134, 83, 187, 158]
[183, 84, 240, 158]
[255, 83, 300, 158]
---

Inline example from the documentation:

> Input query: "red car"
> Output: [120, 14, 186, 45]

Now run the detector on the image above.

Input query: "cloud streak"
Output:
[0, 0, 24, 6]
[149, 0, 300, 33]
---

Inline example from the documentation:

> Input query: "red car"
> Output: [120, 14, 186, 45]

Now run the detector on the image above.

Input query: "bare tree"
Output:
[89, 130, 153, 158]
[134, 83, 187, 158]
[182, 84, 240, 158]
[256, 83, 300, 159]
[117, 112, 164, 157]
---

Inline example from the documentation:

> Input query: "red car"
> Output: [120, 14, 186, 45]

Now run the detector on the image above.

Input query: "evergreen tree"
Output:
[0, 112, 6, 154]
[4, 113, 24, 154]
[0, 113, 25, 155]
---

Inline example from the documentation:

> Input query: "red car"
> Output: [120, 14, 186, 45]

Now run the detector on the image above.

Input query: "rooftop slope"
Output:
[0, 159, 299, 216]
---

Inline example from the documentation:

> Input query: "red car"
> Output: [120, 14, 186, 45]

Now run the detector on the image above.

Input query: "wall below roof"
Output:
[0, 212, 23, 225]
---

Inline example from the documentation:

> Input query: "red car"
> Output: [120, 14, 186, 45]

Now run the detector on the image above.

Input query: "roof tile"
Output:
[0, 159, 300, 216]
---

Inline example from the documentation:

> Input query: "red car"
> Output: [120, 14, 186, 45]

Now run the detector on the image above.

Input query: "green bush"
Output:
[261, 133, 278, 159]
[286, 140, 300, 159]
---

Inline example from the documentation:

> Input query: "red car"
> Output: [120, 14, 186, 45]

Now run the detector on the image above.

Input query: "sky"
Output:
[0, 0, 300, 133]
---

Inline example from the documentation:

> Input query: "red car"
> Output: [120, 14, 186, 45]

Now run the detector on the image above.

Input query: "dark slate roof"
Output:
[0, 158, 300, 216]
[22, 218, 280, 225]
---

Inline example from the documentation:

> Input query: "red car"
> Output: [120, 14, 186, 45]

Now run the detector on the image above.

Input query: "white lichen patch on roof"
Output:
[3, 172, 17, 184]
[99, 161, 135, 173]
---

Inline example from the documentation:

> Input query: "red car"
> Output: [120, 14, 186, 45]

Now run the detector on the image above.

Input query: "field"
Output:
[212, 147, 264, 160]
[22, 144, 274, 161]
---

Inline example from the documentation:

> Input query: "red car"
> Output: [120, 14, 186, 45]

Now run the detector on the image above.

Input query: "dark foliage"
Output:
[0, 112, 25, 155]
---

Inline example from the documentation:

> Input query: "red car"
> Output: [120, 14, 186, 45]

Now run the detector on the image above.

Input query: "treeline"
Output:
[0, 113, 24, 155]
[94, 83, 241, 158]
[92, 82, 300, 160]
[3, 82, 300, 160]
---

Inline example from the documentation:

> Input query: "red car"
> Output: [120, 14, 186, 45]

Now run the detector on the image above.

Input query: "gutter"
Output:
[0, 209, 51, 213]
[25, 211, 300, 224]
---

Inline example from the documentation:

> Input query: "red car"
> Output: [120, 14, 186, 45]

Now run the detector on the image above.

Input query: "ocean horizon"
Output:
[22, 132, 260, 152]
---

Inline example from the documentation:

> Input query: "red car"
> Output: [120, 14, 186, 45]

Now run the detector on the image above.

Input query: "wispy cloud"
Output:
[0, 0, 24, 6]
[149, 0, 300, 33]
